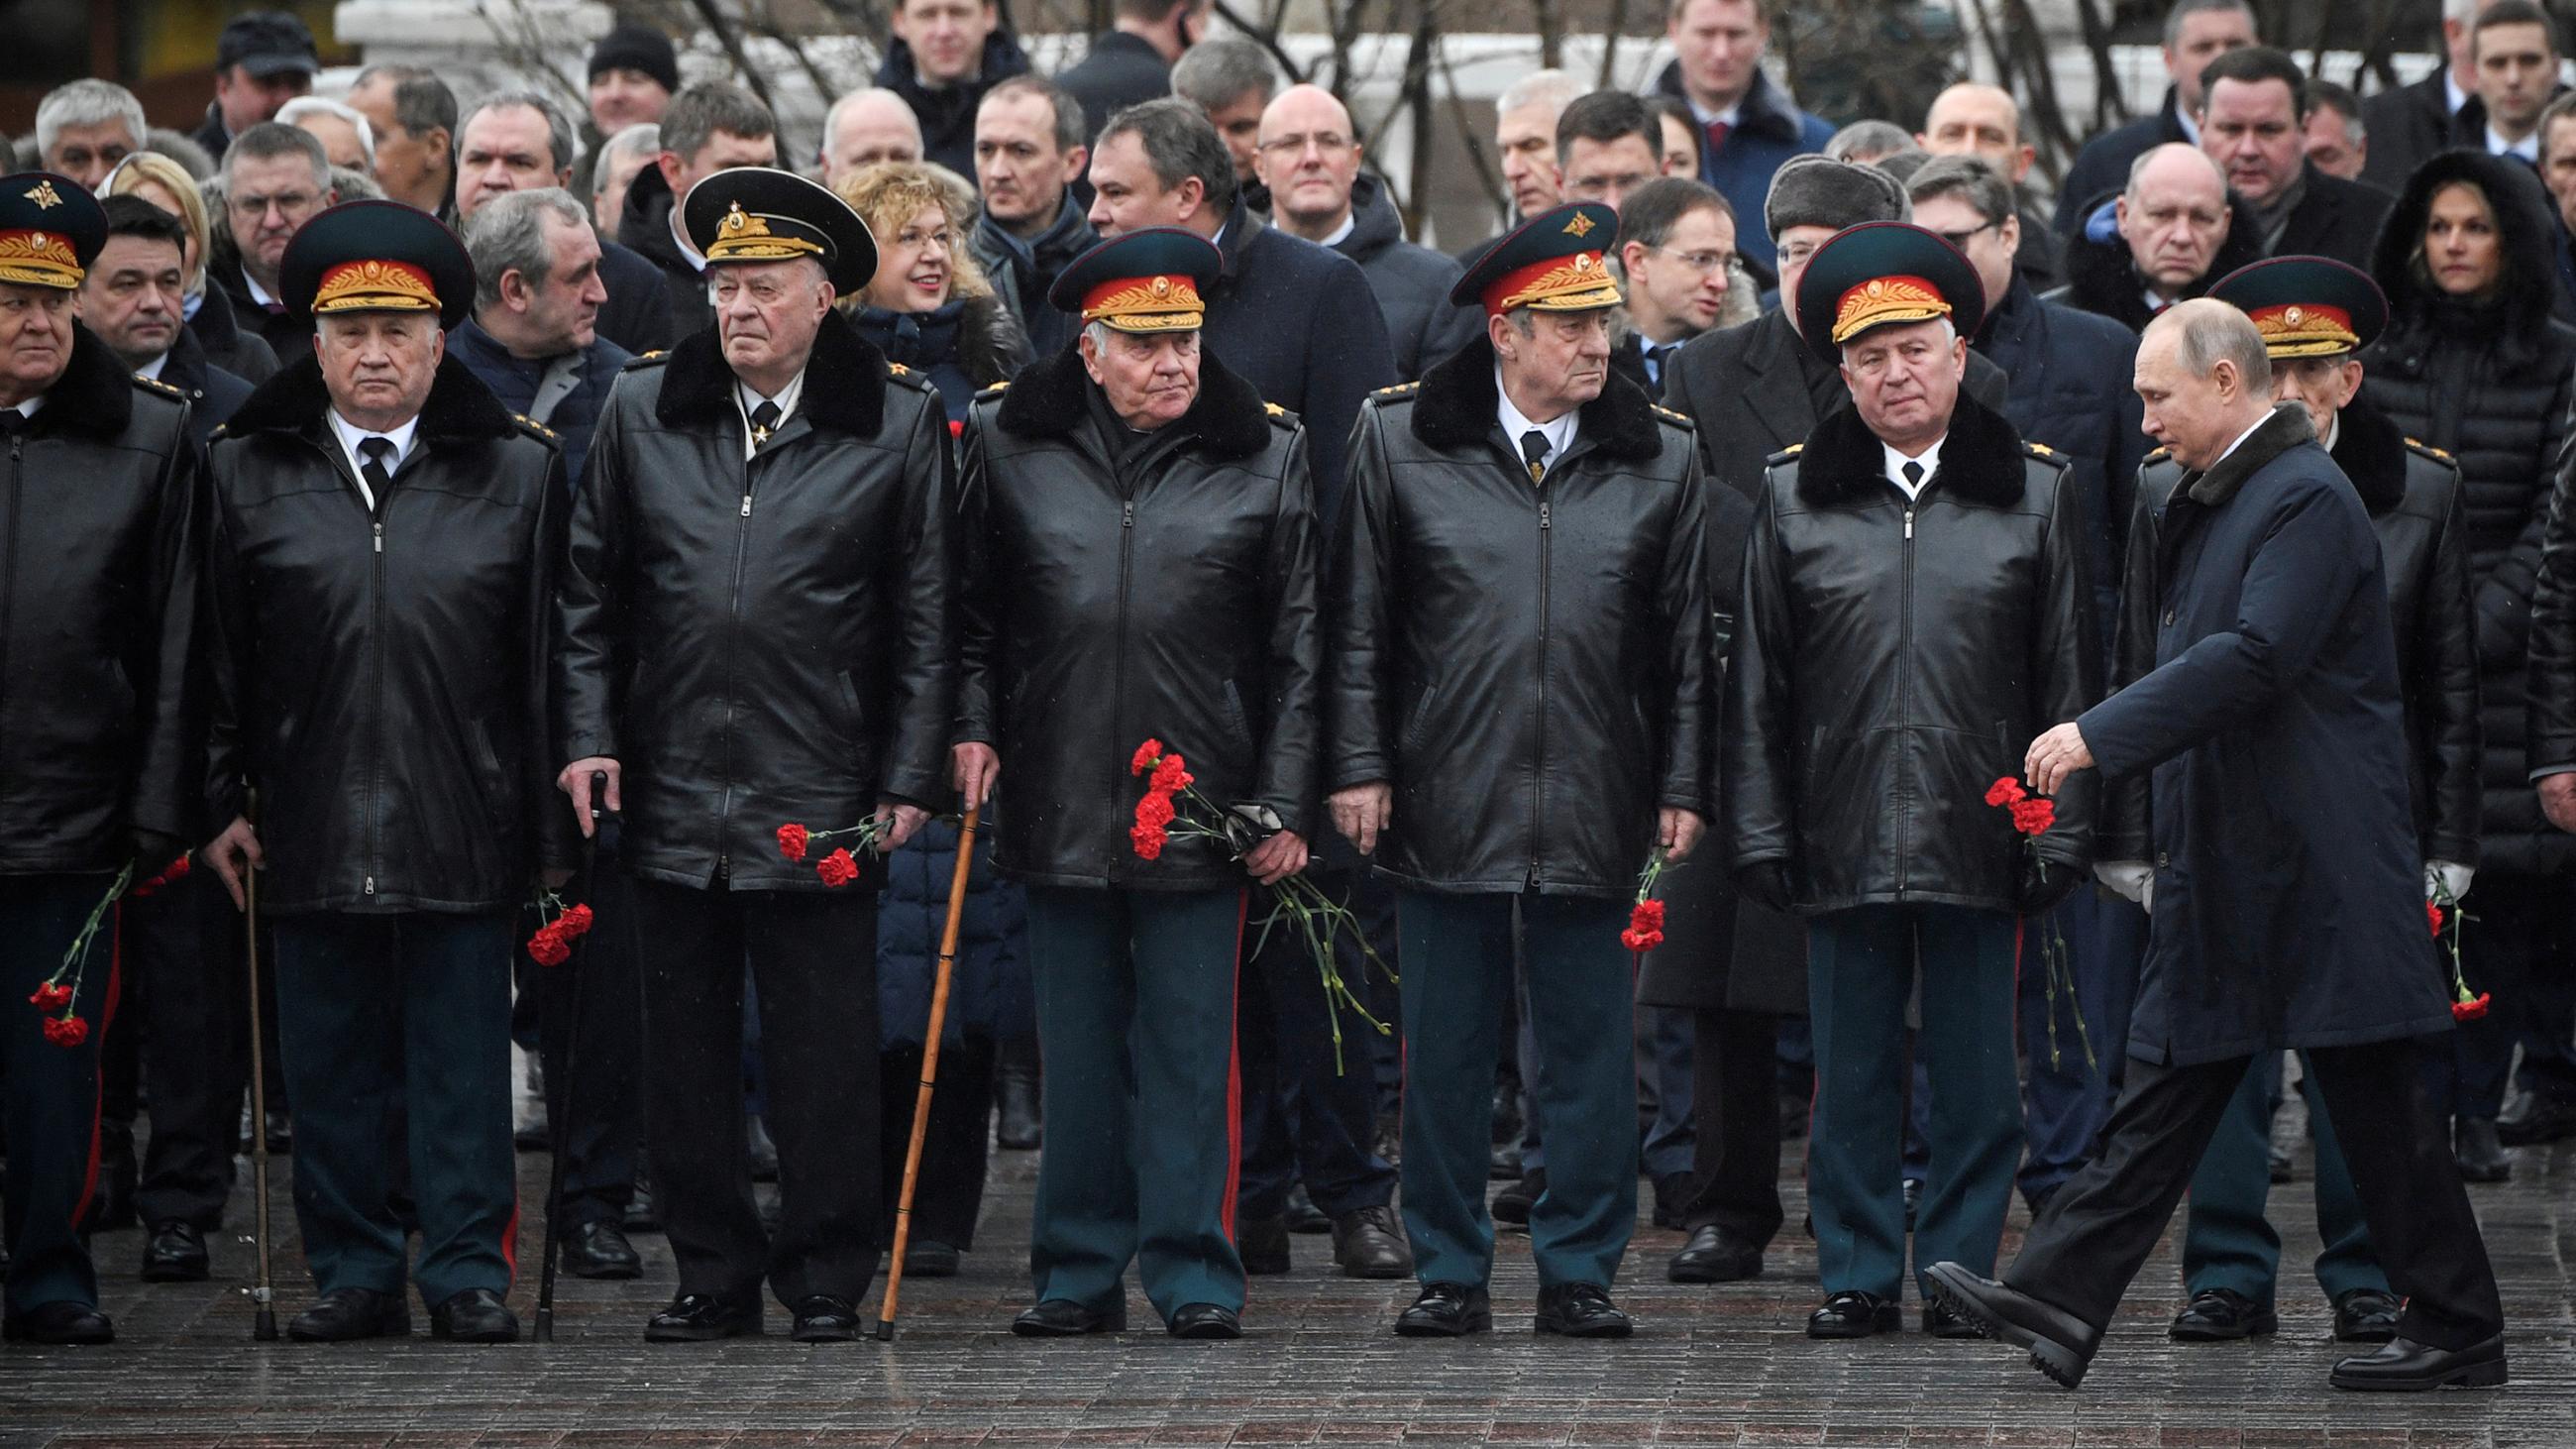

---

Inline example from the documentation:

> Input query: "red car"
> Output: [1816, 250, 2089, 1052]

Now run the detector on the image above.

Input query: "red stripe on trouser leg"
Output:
[71, 904, 128, 1232]
[1221, 890, 1246, 1245]
[501, 1198, 520, 1284]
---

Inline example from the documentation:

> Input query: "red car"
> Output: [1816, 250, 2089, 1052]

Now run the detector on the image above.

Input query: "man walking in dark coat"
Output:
[200, 200, 571, 1345]
[1607, 177, 1736, 401]
[2052, 0, 2256, 235]
[952, 229, 1321, 1340]
[1726, 222, 2096, 1341]
[2155, 257, 2476, 1348]
[557, 169, 953, 1345]
[1329, 202, 1711, 1339]
[0, 173, 199, 1345]
[1928, 299, 2508, 1393]
[2196, 48, 2393, 270]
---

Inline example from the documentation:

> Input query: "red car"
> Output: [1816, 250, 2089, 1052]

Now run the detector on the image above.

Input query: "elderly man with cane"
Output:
[1927, 297, 2508, 1393]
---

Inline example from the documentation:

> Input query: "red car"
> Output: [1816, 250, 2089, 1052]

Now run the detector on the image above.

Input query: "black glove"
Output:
[2015, 855, 2085, 916]
[1734, 861, 1795, 914]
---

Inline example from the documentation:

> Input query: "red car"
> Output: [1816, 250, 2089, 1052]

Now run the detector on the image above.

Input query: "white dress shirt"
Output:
[327, 408, 421, 510]
[2488, 126, 2541, 164]
[1883, 435, 1945, 502]
[1496, 366, 1579, 477]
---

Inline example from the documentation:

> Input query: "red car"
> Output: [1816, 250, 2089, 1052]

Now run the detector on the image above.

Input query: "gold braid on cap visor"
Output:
[0, 230, 81, 289]
[311, 258, 440, 314]
[1081, 274, 1205, 332]
[2245, 303, 2360, 359]
[703, 203, 827, 266]
[1830, 276, 1951, 344]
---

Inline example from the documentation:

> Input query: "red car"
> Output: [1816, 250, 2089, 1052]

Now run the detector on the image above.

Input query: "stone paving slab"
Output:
[3, 1129, 2570, 1447]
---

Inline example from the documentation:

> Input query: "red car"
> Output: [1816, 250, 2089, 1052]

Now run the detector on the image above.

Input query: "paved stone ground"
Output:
[4, 1120, 2571, 1447]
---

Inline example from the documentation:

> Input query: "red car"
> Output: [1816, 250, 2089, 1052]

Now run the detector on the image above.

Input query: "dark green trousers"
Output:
[2181, 1052, 2386, 1306]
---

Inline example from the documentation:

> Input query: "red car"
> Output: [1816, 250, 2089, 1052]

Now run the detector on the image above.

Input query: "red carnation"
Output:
[558, 903, 594, 939]
[778, 823, 811, 862]
[1621, 899, 1667, 953]
[527, 926, 571, 966]
[2454, 992, 2491, 1023]
[43, 1015, 89, 1048]
[1150, 755, 1194, 794]
[2009, 797, 2057, 837]
[2428, 900, 2445, 938]
[27, 981, 72, 1013]
[1985, 777, 2027, 808]
[1130, 822, 1167, 859]
[816, 847, 861, 888]
[1135, 790, 1176, 832]
[1130, 739, 1164, 776]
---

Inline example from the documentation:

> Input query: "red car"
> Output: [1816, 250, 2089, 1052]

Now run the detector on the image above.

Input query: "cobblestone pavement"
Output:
[4, 1122, 2571, 1447]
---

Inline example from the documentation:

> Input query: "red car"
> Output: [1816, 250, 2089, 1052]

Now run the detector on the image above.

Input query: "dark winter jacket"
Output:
[1330, 173, 1482, 381]
[615, 164, 710, 341]
[1055, 31, 1172, 141]
[205, 354, 572, 912]
[554, 311, 956, 891]
[2267, 164, 2397, 271]
[446, 316, 635, 489]
[875, 32, 1034, 181]
[0, 327, 201, 872]
[1725, 393, 2097, 916]
[878, 817, 1030, 1049]
[596, 239, 679, 358]
[2089, 404, 2452, 1062]
[970, 195, 1096, 360]
[957, 345, 1322, 890]
[2050, 87, 2191, 237]
[1327, 340, 1711, 898]
[852, 293, 1029, 424]
[209, 260, 314, 367]
[2359, 68, 2482, 196]
[2359, 148, 2576, 877]
[187, 281, 278, 385]
[1650, 63, 1833, 277]
[2048, 187, 2266, 335]
[154, 320, 256, 448]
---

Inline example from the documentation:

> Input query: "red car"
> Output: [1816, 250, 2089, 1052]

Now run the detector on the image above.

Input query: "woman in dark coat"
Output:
[2359, 148, 2576, 1180]
[834, 162, 1029, 423]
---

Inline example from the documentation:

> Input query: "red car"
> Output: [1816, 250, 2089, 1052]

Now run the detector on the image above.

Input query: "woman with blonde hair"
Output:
[831, 161, 1027, 422]
[103, 150, 278, 383]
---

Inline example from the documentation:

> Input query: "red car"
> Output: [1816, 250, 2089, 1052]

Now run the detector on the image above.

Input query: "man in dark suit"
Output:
[82, 197, 253, 445]
[2198, 48, 2393, 269]
[1056, 0, 1204, 143]
[2053, 0, 2257, 235]
[454, 89, 674, 357]
[210, 122, 337, 362]
[615, 83, 779, 342]
[1609, 178, 1736, 401]
[2471, 1, 2568, 169]
[1929, 299, 2508, 1394]
[2361, 3, 2490, 193]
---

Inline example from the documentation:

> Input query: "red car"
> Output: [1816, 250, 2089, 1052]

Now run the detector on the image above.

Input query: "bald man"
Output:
[1918, 82, 2059, 291]
[821, 88, 926, 186]
[1256, 83, 1478, 378]
[2047, 143, 2259, 334]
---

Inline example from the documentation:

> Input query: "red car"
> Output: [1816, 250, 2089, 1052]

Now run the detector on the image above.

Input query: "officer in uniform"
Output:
[953, 228, 1321, 1341]
[1725, 222, 2095, 1340]
[201, 199, 570, 1344]
[1327, 202, 1712, 1339]
[2146, 257, 2474, 1347]
[0, 171, 198, 1345]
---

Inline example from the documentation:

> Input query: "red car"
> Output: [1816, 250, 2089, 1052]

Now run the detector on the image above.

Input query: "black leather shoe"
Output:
[1922, 1300, 1984, 1339]
[790, 1294, 860, 1342]
[1284, 1182, 1332, 1234]
[1331, 1205, 1413, 1280]
[1168, 1302, 1241, 1339]
[287, 1286, 411, 1342]
[1535, 1282, 1632, 1338]
[2498, 1093, 2576, 1146]
[2333, 1287, 2403, 1343]
[1806, 1290, 1901, 1339]
[1650, 1171, 1692, 1230]
[644, 1292, 762, 1342]
[1666, 1225, 1763, 1283]
[904, 1239, 961, 1278]
[2330, 1333, 2507, 1391]
[140, 1221, 210, 1282]
[2, 1301, 114, 1344]
[1394, 1282, 1492, 1337]
[995, 1054, 1042, 1151]
[1237, 1213, 1292, 1274]
[429, 1287, 519, 1343]
[1923, 1262, 2100, 1389]
[1491, 1169, 1544, 1227]
[1011, 1297, 1125, 1336]
[563, 1220, 643, 1280]
[2454, 1117, 2512, 1182]
[623, 1180, 659, 1233]
[2169, 1286, 2277, 1341]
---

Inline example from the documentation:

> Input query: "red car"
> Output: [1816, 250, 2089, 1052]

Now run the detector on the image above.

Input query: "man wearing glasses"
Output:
[1609, 177, 1737, 401]
[211, 122, 338, 360]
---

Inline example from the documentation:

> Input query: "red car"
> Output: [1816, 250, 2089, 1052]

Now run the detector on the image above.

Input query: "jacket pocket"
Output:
[836, 669, 870, 748]
[1220, 678, 1255, 753]
[1396, 680, 1444, 760]
[468, 718, 513, 830]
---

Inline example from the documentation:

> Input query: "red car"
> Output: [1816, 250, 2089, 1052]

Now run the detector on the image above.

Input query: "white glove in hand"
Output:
[2095, 860, 2154, 913]
[2426, 859, 2475, 903]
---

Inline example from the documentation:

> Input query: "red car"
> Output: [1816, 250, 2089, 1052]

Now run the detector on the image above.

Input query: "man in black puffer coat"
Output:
[2358, 147, 2576, 1180]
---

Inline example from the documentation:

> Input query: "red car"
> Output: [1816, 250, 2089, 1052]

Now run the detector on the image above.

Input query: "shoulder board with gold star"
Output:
[2143, 446, 2172, 465]
[2024, 440, 2054, 457]
[514, 413, 560, 444]
[621, 350, 670, 371]
[1263, 400, 1298, 429]
[131, 373, 184, 400]
[1652, 404, 1693, 430]
[886, 361, 931, 390]
[1373, 381, 1421, 397]
[2023, 440, 2067, 472]
[978, 379, 1009, 395]
[2404, 436, 2455, 466]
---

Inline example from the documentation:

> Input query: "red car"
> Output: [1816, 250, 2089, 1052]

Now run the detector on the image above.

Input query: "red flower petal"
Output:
[1985, 777, 2027, 808]
[2427, 900, 2444, 938]
[777, 824, 811, 862]
[816, 847, 861, 888]
[2453, 992, 2491, 1023]
[1130, 739, 1164, 777]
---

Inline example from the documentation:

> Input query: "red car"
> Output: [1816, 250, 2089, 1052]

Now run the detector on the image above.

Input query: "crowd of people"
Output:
[0, 0, 2568, 1404]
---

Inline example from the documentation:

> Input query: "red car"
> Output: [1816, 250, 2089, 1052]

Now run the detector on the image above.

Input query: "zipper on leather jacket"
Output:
[1532, 497, 1552, 884]
[713, 460, 758, 869]
[369, 500, 388, 895]
[1897, 503, 1915, 892]
[1109, 497, 1135, 878]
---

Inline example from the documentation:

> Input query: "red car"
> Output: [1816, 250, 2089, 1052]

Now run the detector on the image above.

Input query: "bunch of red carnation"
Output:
[26, 857, 148, 1050]
[1621, 898, 1666, 953]
[778, 820, 886, 886]
[526, 897, 594, 965]
[1986, 777, 2056, 836]
[2429, 889, 2489, 1022]
[1129, 738, 1194, 861]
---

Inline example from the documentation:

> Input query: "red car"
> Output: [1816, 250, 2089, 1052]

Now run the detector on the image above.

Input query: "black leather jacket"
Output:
[555, 311, 955, 891]
[1327, 340, 1713, 899]
[0, 326, 201, 873]
[205, 356, 571, 912]
[1725, 394, 2098, 913]
[2134, 400, 2480, 866]
[956, 345, 1321, 889]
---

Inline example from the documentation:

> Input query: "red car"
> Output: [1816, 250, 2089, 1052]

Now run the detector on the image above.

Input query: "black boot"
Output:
[995, 1041, 1041, 1151]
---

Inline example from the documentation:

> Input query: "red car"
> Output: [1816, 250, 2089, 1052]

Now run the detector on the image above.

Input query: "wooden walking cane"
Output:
[877, 804, 981, 1342]
[242, 847, 278, 1341]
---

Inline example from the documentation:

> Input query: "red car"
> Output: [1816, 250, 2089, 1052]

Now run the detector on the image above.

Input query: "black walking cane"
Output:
[534, 779, 604, 1344]
[241, 806, 278, 1342]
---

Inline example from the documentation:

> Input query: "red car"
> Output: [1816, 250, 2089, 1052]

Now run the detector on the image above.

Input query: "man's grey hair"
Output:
[1824, 119, 1914, 165]
[2163, 0, 2255, 48]
[1906, 154, 2016, 227]
[1497, 68, 1580, 119]
[353, 65, 459, 141]
[465, 186, 590, 311]
[1171, 38, 1280, 114]
[1839, 314, 1958, 361]
[459, 89, 579, 174]
[594, 123, 660, 197]
[1100, 97, 1238, 216]
[276, 97, 376, 167]
[36, 79, 146, 158]
[1084, 318, 1197, 353]
[223, 121, 330, 192]
[2161, 296, 2273, 391]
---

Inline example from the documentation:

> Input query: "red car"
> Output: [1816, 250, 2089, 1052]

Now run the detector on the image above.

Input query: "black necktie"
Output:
[750, 398, 782, 445]
[1644, 344, 1670, 386]
[358, 435, 396, 502]
[1901, 460, 1924, 491]
[1521, 427, 1552, 482]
